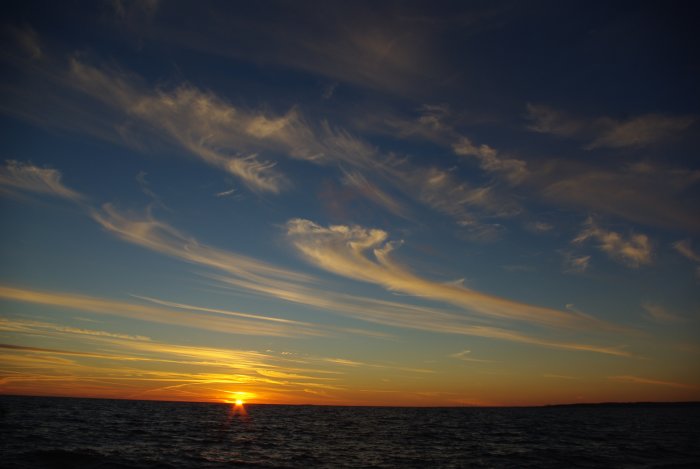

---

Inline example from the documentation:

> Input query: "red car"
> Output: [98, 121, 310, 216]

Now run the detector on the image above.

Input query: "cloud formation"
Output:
[452, 137, 528, 184]
[673, 239, 700, 263]
[69, 59, 289, 193]
[0, 160, 83, 201]
[563, 253, 591, 273]
[673, 239, 700, 280]
[0, 285, 327, 338]
[82, 203, 627, 354]
[341, 170, 410, 219]
[609, 375, 697, 390]
[641, 303, 683, 324]
[573, 218, 652, 268]
[526, 104, 695, 149]
[286, 218, 617, 331]
[6, 25, 43, 59]
[541, 162, 700, 232]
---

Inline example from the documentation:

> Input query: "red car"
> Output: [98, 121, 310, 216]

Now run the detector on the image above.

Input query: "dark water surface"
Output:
[1, 396, 699, 468]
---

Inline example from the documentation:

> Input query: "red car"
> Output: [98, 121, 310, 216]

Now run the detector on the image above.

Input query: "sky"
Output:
[1, 0, 699, 407]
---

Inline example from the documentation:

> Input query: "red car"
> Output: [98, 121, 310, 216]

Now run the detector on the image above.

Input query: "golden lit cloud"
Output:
[0, 285, 327, 337]
[286, 218, 616, 331]
[91, 203, 312, 284]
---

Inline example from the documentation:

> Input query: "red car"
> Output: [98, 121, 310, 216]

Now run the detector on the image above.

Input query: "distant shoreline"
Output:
[2, 394, 699, 409]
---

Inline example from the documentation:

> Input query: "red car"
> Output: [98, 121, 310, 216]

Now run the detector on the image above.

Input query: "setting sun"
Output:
[235, 399, 245, 406]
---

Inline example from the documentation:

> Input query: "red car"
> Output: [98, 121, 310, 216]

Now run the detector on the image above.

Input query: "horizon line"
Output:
[2, 393, 699, 409]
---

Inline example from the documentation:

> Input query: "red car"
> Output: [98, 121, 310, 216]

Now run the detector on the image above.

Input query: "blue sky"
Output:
[0, 0, 698, 405]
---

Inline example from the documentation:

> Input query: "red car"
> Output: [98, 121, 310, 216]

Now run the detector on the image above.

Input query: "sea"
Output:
[1, 396, 699, 468]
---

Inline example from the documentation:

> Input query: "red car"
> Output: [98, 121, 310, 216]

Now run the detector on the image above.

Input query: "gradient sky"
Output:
[1, 0, 699, 406]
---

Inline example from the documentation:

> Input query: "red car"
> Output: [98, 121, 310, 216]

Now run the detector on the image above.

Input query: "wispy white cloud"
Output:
[673, 239, 700, 263]
[111, 0, 160, 21]
[609, 375, 697, 389]
[135, 171, 169, 210]
[6, 24, 43, 59]
[673, 240, 700, 281]
[540, 162, 700, 232]
[342, 170, 410, 219]
[214, 187, 237, 198]
[0, 317, 150, 341]
[525, 221, 554, 233]
[69, 59, 289, 193]
[452, 137, 528, 184]
[526, 104, 584, 137]
[71, 58, 496, 231]
[392, 164, 520, 235]
[6, 50, 518, 235]
[526, 103, 695, 148]
[587, 114, 695, 149]
[91, 203, 312, 285]
[209, 270, 629, 356]
[286, 218, 618, 331]
[641, 302, 683, 324]
[0, 160, 83, 201]
[321, 82, 337, 100]
[543, 374, 581, 380]
[562, 253, 591, 273]
[573, 218, 652, 268]
[0, 285, 326, 338]
[450, 349, 493, 363]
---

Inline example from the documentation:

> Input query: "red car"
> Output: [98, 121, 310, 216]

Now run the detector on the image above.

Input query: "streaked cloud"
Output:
[6, 24, 43, 59]
[91, 203, 313, 285]
[573, 218, 652, 268]
[0, 285, 328, 338]
[342, 170, 410, 219]
[210, 272, 631, 356]
[450, 349, 493, 363]
[525, 221, 554, 233]
[452, 137, 528, 184]
[540, 162, 700, 232]
[390, 164, 520, 234]
[111, 0, 160, 21]
[641, 303, 683, 324]
[563, 253, 591, 273]
[673, 240, 700, 281]
[0, 317, 151, 341]
[69, 59, 289, 193]
[286, 218, 617, 331]
[543, 374, 581, 380]
[89, 207, 631, 354]
[214, 187, 236, 198]
[0, 160, 83, 201]
[526, 103, 695, 148]
[7, 48, 518, 234]
[673, 239, 700, 262]
[609, 375, 697, 390]
[587, 114, 695, 149]
[149, 2, 448, 97]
